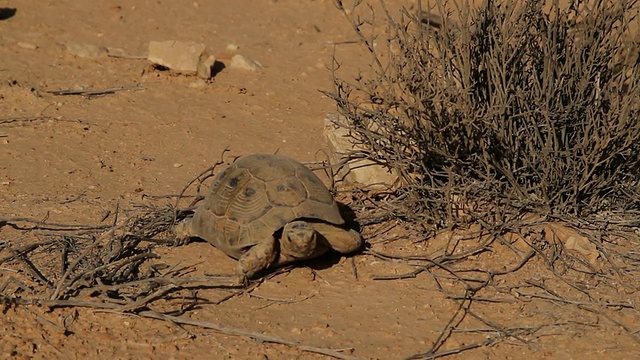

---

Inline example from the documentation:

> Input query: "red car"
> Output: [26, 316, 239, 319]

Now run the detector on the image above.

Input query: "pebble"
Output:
[188, 79, 207, 89]
[66, 43, 109, 59]
[17, 42, 37, 50]
[226, 43, 239, 51]
[229, 54, 262, 71]
[323, 113, 399, 190]
[173, 163, 183, 168]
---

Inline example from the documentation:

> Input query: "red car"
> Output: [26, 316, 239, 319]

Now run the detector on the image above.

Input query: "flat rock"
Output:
[66, 43, 108, 59]
[323, 113, 399, 191]
[229, 54, 262, 71]
[17, 42, 37, 50]
[148, 40, 206, 73]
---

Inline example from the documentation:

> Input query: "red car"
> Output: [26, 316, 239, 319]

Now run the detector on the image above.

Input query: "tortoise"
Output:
[174, 153, 362, 281]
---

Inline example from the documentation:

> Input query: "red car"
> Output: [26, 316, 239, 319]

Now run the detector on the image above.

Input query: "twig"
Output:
[142, 194, 197, 200]
[90, 276, 241, 293]
[579, 304, 640, 343]
[463, 307, 535, 348]
[115, 284, 180, 312]
[445, 296, 518, 303]
[406, 337, 496, 360]
[1, 296, 121, 309]
[250, 292, 316, 310]
[47, 85, 144, 96]
[0, 116, 58, 125]
[325, 40, 360, 45]
[63, 252, 160, 296]
[24, 308, 64, 354]
[0, 217, 110, 231]
[349, 257, 358, 279]
[248, 293, 314, 304]
[514, 290, 634, 308]
[409, 297, 470, 358]
[367, 242, 491, 280]
[8, 247, 54, 289]
[137, 310, 360, 360]
[59, 191, 87, 204]
[49, 224, 119, 300]
[0, 239, 58, 266]
[173, 147, 230, 212]
[107, 53, 147, 59]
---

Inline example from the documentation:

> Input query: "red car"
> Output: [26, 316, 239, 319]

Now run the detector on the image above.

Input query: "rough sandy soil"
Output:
[1, 1, 639, 359]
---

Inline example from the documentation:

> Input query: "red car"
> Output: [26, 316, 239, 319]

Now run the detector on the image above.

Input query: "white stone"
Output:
[188, 79, 207, 89]
[229, 54, 262, 71]
[323, 113, 399, 191]
[17, 42, 37, 50]
[147, 40, 206, 73]
[197, 54, 217, 79]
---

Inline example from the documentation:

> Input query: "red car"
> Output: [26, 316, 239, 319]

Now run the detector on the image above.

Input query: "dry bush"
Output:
[326, 2, 640, 355]
[326, 0, 640, 231]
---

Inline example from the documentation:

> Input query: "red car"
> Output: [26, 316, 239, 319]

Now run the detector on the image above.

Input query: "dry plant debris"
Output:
[326, 0, 640, 228]
[324, 0, 640, 357]
[1, 0, 640, 358]
[0, 153, 358, 359]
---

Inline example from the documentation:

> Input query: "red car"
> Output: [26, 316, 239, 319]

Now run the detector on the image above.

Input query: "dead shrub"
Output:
[326, 0, 640, 231]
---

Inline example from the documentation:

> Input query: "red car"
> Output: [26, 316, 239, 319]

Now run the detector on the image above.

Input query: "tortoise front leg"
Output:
[236, 236, 278, 282]
[172, 218, 197, 246]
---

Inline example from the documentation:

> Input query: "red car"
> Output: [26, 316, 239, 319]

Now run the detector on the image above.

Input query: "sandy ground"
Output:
[1, 1, 639, 359]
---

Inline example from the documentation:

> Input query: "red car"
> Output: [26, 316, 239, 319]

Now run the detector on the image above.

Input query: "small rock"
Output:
[17, 42, 37, 50]
[105, 47, 127, 57]
[229, 54, 262, 71]
[197, 54, 217, 79]
[188, 79, 207, 89]
[226, 43, 239, 51]
[546, 223, 600, 264]
[173, 163, 183, 168]
[565, 235, 599, 264]
[66, 43, 108, 59]
[323, 113, 399, 191]
[148, 40, 206, 73]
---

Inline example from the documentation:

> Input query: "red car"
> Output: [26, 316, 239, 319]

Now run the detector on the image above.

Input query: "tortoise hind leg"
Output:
[237, 236, 278, 281]
[309, 222, 363, 254]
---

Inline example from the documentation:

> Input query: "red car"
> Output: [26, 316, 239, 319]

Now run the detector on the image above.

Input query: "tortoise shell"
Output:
[190, 153, 344, 259]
